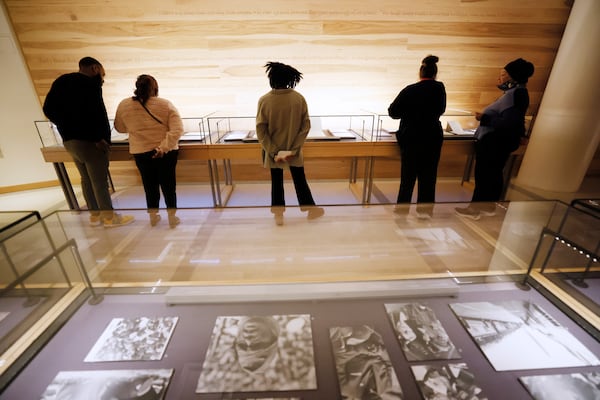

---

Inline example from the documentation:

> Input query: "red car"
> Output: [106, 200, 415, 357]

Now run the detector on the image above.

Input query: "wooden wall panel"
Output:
[5, 0, 571, 119]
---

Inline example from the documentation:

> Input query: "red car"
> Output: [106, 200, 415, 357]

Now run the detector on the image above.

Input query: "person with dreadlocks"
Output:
[256, 61, 324, 225]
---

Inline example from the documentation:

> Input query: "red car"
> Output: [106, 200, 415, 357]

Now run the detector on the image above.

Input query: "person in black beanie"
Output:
[455, 58, 534, 220]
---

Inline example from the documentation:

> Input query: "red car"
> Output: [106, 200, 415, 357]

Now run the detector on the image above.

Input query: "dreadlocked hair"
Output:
[264, 61, 303, 89]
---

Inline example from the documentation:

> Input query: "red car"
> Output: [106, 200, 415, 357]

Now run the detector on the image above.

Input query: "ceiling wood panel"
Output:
[4, 0, 571, 117]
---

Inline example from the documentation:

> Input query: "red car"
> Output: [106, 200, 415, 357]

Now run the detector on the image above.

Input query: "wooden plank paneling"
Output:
[5, 0, 571, 118]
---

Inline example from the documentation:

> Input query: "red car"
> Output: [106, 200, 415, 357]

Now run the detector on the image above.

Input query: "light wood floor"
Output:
[1, 177, 597, 287]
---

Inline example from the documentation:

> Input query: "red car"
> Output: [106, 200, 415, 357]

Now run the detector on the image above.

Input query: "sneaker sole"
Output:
[104, 219, 135, 228]
[454, 210, 480, 220]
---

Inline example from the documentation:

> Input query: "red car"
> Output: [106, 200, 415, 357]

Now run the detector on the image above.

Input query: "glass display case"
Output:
[207, 114, 376, 144]
[33, 120, 62, 147]
[0, 200, 598, 398]
[373, 112, 535, 142]
[35, 117, 208, 147]
[374, 111, 479, 142]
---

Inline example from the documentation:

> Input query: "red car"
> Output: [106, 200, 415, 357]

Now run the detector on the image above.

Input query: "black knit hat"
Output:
[504, 58, 535, 84]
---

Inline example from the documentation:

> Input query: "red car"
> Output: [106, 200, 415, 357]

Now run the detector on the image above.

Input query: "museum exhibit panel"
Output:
[0, 199, 598, 399]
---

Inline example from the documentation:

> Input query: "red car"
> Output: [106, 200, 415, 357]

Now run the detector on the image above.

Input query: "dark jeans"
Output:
[134, 150, 179, 210]
[397, 139, 442, 204]
[472, 140, 510, 202]
[63, 139, 113, 217]
[270, 166, 316, 207]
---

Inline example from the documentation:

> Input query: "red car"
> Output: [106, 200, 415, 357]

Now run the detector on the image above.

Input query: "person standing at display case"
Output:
[455, 58, 534, 220]
[43, 56, 134, 228]
[388, 55, 446, 219]
[114, 74, 184, 228]
[256, 61, 324, 225]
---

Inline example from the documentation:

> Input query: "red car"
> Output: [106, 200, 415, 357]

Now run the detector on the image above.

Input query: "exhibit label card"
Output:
[196, 314, 317, 393]
[385, 303, 461, 361]
[411, 363, 487, 400]
[40, 368, 173, 400]
[84, 316, 178, 362]
[519, 372, 600, 400]
[329, 325, 403, 399]
[450, 301, 600, 371]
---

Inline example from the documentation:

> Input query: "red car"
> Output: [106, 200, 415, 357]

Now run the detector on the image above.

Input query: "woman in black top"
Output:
[388, 55, 447, 218]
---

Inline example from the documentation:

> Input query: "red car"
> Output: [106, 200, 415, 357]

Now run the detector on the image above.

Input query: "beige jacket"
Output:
[256, 89, 310, 168]
[114, 97, 184, 154]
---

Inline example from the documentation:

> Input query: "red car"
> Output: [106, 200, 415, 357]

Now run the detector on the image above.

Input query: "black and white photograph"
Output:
[385, 303, 461, 361]
[411, 363, 487, 400]
[84, 316, 178, 362]
[40, 368, 173, 400]
[520, 372, 600, 400]
[450, 300, 600, 371]
[196, 314, 317, 393]
[330, 325, 403, 399]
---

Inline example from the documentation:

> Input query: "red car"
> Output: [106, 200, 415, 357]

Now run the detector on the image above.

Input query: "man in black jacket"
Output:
[44, 57, 133, 227]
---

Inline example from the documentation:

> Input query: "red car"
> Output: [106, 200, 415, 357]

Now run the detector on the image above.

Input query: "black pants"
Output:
[397, 139, 442, 204]
[472, 141, 510, 202]
[270, 166, 316, 207]
[134, 150, 179, 209]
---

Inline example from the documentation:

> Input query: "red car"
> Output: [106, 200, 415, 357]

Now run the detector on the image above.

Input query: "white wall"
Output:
[0, 5, 55, 188]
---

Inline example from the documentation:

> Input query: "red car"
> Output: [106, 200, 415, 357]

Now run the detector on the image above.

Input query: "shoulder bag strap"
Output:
[137, 99, 166, 126]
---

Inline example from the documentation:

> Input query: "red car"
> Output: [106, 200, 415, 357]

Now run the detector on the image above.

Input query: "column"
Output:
[516, 0, 600, 192]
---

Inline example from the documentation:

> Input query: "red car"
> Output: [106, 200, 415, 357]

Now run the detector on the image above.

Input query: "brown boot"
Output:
[168, 209, 180, 228]
[149, 209, 161, 226]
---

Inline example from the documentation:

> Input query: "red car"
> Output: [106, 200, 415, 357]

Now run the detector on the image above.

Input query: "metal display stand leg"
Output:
[53, 162, 80, 210]
[570, 241, 599, 288]
[363, 157, 375, 204]
[69, 242, 103, 305]
[1, 243, 41, 307]
[207, 161, 219, 207]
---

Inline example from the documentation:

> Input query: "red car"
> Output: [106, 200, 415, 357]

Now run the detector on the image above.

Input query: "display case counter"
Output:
[36, 111, 528, 208]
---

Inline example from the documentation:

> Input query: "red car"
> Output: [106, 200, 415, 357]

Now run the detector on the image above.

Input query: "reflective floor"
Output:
[1, 178, 598, 289]
[44, 200, 557, 287]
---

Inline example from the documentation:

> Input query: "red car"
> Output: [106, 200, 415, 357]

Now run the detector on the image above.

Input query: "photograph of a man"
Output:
[385, 303, 460, 361]
[330, 325, 403, 399]
[196, 314, 316, 393]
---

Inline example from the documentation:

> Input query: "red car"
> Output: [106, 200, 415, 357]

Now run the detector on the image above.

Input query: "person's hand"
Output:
[95, 139, 110, 153]
[274, 150, 293, 163]
[152, 147, 164, 158]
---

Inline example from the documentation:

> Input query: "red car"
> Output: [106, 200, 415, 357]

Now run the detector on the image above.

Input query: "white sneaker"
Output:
[104, 213, 135, 228]
[480, 209, 496, 217]
[416, 211, 432, 220]
[455, 207, 480, 220]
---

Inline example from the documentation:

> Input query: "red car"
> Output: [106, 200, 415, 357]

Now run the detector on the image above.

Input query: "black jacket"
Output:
[388, 79, 446, 145]
[43, 72, 111, 143]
